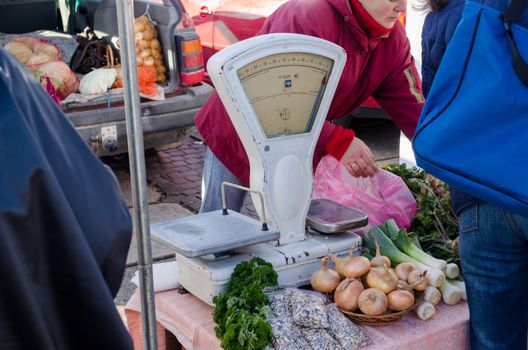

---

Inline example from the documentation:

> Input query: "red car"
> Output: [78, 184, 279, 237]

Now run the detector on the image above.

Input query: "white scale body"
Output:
[152, 34, 365, 305]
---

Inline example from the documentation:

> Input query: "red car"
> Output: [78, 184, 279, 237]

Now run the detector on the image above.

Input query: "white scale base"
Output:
[176, 230, 363, 305]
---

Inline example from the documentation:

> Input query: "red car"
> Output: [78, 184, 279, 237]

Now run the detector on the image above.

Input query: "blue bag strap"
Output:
[503, 0, 528, 87]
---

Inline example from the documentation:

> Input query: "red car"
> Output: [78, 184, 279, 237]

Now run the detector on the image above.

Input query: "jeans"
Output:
[458, 202, 528, 350]
[199, 147, 247, 213]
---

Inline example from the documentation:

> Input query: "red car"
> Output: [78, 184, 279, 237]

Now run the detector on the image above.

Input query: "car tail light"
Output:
[176, 33, 205, 86]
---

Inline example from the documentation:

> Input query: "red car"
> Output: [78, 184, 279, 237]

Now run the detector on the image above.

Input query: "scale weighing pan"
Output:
[306, 198, 368, 233]
[151, 210, 279, 257]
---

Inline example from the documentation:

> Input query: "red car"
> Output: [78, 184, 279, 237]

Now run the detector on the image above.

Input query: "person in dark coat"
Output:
[422, 0, 528, 349]
[0, 47, 133, 350]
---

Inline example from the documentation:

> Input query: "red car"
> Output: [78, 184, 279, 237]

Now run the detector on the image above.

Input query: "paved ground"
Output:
[112, 117, 401, 319]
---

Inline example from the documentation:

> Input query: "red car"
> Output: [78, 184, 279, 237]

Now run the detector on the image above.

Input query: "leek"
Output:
[414, 301, 435, 320]
[439, 279, 463, 305]
[447, 279, 467, 300]
[396, 228, 447, 272]
[423, 286, 441, 305]
[445, 263, 459, 279]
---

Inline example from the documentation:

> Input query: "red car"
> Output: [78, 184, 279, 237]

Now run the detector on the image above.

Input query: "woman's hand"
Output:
[340, 137, 379, 177]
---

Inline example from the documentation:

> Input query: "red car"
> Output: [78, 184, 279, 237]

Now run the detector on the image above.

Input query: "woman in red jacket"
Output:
[195, 0, 424, 212]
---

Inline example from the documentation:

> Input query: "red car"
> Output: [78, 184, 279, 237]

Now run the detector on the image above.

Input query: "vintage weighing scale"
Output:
[152, 33, 368, 305]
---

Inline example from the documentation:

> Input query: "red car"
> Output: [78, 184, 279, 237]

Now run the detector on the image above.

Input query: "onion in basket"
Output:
[334, 278, 364, 312]
[358, 288, 388, 316]
[310, 257, 340, 293]
[387, 290, 415, 311]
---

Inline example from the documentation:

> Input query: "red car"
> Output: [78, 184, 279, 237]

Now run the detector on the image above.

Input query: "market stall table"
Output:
[125, 289, 470, 350]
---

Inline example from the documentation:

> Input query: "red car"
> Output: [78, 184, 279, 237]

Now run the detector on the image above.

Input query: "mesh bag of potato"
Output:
[134, 16, 166, 83]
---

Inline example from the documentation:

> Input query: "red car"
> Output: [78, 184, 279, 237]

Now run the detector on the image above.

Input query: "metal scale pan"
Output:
[151, 210, 279, 257]
[306, 198, 368, 234]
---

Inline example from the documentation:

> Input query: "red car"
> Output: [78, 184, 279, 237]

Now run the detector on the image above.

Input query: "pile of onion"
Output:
[309, 252, 422, 318]
[134, 16, 166, 83]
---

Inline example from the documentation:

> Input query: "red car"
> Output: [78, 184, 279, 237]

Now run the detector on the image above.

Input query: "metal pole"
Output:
[115, 1, 158, 349]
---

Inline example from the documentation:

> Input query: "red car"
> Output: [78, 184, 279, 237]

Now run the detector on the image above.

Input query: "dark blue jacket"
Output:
[421, 0, 479, 215]
[0, 48, 133, 349]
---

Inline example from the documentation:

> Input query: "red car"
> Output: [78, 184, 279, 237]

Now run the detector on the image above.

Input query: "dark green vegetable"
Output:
[213, 257, 278, 350]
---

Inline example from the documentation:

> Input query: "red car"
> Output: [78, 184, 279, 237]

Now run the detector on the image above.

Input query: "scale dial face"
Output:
[237, 52, 334, 138]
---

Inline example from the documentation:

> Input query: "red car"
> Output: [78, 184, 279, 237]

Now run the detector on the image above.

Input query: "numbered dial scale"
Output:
[237, 52, 332, 138]
[151, 34, 364, 304]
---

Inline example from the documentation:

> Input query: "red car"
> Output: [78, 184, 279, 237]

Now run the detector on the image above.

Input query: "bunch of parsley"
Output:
[213, 257, 278, 350]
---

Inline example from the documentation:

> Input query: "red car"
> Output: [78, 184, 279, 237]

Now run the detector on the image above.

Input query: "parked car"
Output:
[180, 0, 409, 119]
[0, 0, 213, 156]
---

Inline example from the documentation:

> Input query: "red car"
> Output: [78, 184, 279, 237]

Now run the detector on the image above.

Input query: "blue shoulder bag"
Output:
[413, 0, 528, 216]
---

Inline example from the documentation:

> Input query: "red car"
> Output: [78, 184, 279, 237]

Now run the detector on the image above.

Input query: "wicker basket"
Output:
[338, 305, 414, 326]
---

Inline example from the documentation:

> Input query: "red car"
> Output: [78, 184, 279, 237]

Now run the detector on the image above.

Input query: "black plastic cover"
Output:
[0, 48, 133, 349]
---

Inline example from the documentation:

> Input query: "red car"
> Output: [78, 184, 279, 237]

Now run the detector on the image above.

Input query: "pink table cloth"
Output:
[125, 289, 469, 350]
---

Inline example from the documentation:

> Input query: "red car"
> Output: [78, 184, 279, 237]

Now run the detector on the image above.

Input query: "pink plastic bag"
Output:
[312, 155, 416, 228]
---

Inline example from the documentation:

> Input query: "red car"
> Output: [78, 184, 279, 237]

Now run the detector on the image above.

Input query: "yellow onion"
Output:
[370, 240, 391, 267]
[328, 251, 353, 278]
[150, 39, 161, 51]
[407, 269, 428, 291]
[144, 28, 157, 40]
[342, 256, 371, 279]
[138, 39, 149, 49]
[134, 22, 145, 33]
[394, 262, 416, 281]
[387, 290, 415, 311]
[154, 58, 164, 68]
[365, 265, 398, 294]
[135, 32, 144, 42]
[143, 56, 155, 66]
[140, 48, 152, 59]
[156, 72, 166, 83]
[334, 278, 364, 312]
[152, 49, 162, 59]
[310, 257, 340, 293]
[156, 65, 166, 74]
[358, 288, 388, 316]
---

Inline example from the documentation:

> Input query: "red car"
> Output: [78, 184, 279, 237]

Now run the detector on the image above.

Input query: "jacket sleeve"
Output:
[422, 3, 466, 97]
[372, 39, 424, 140]
[421, 15, 436, 98]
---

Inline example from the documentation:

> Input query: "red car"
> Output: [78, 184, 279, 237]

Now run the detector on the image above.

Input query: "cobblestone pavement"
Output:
[106, 129, 206, 212]
[147, 129, 206, 213]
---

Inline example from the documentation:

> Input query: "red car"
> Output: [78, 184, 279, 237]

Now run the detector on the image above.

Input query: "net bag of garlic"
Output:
[134, 16, 166, 83]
